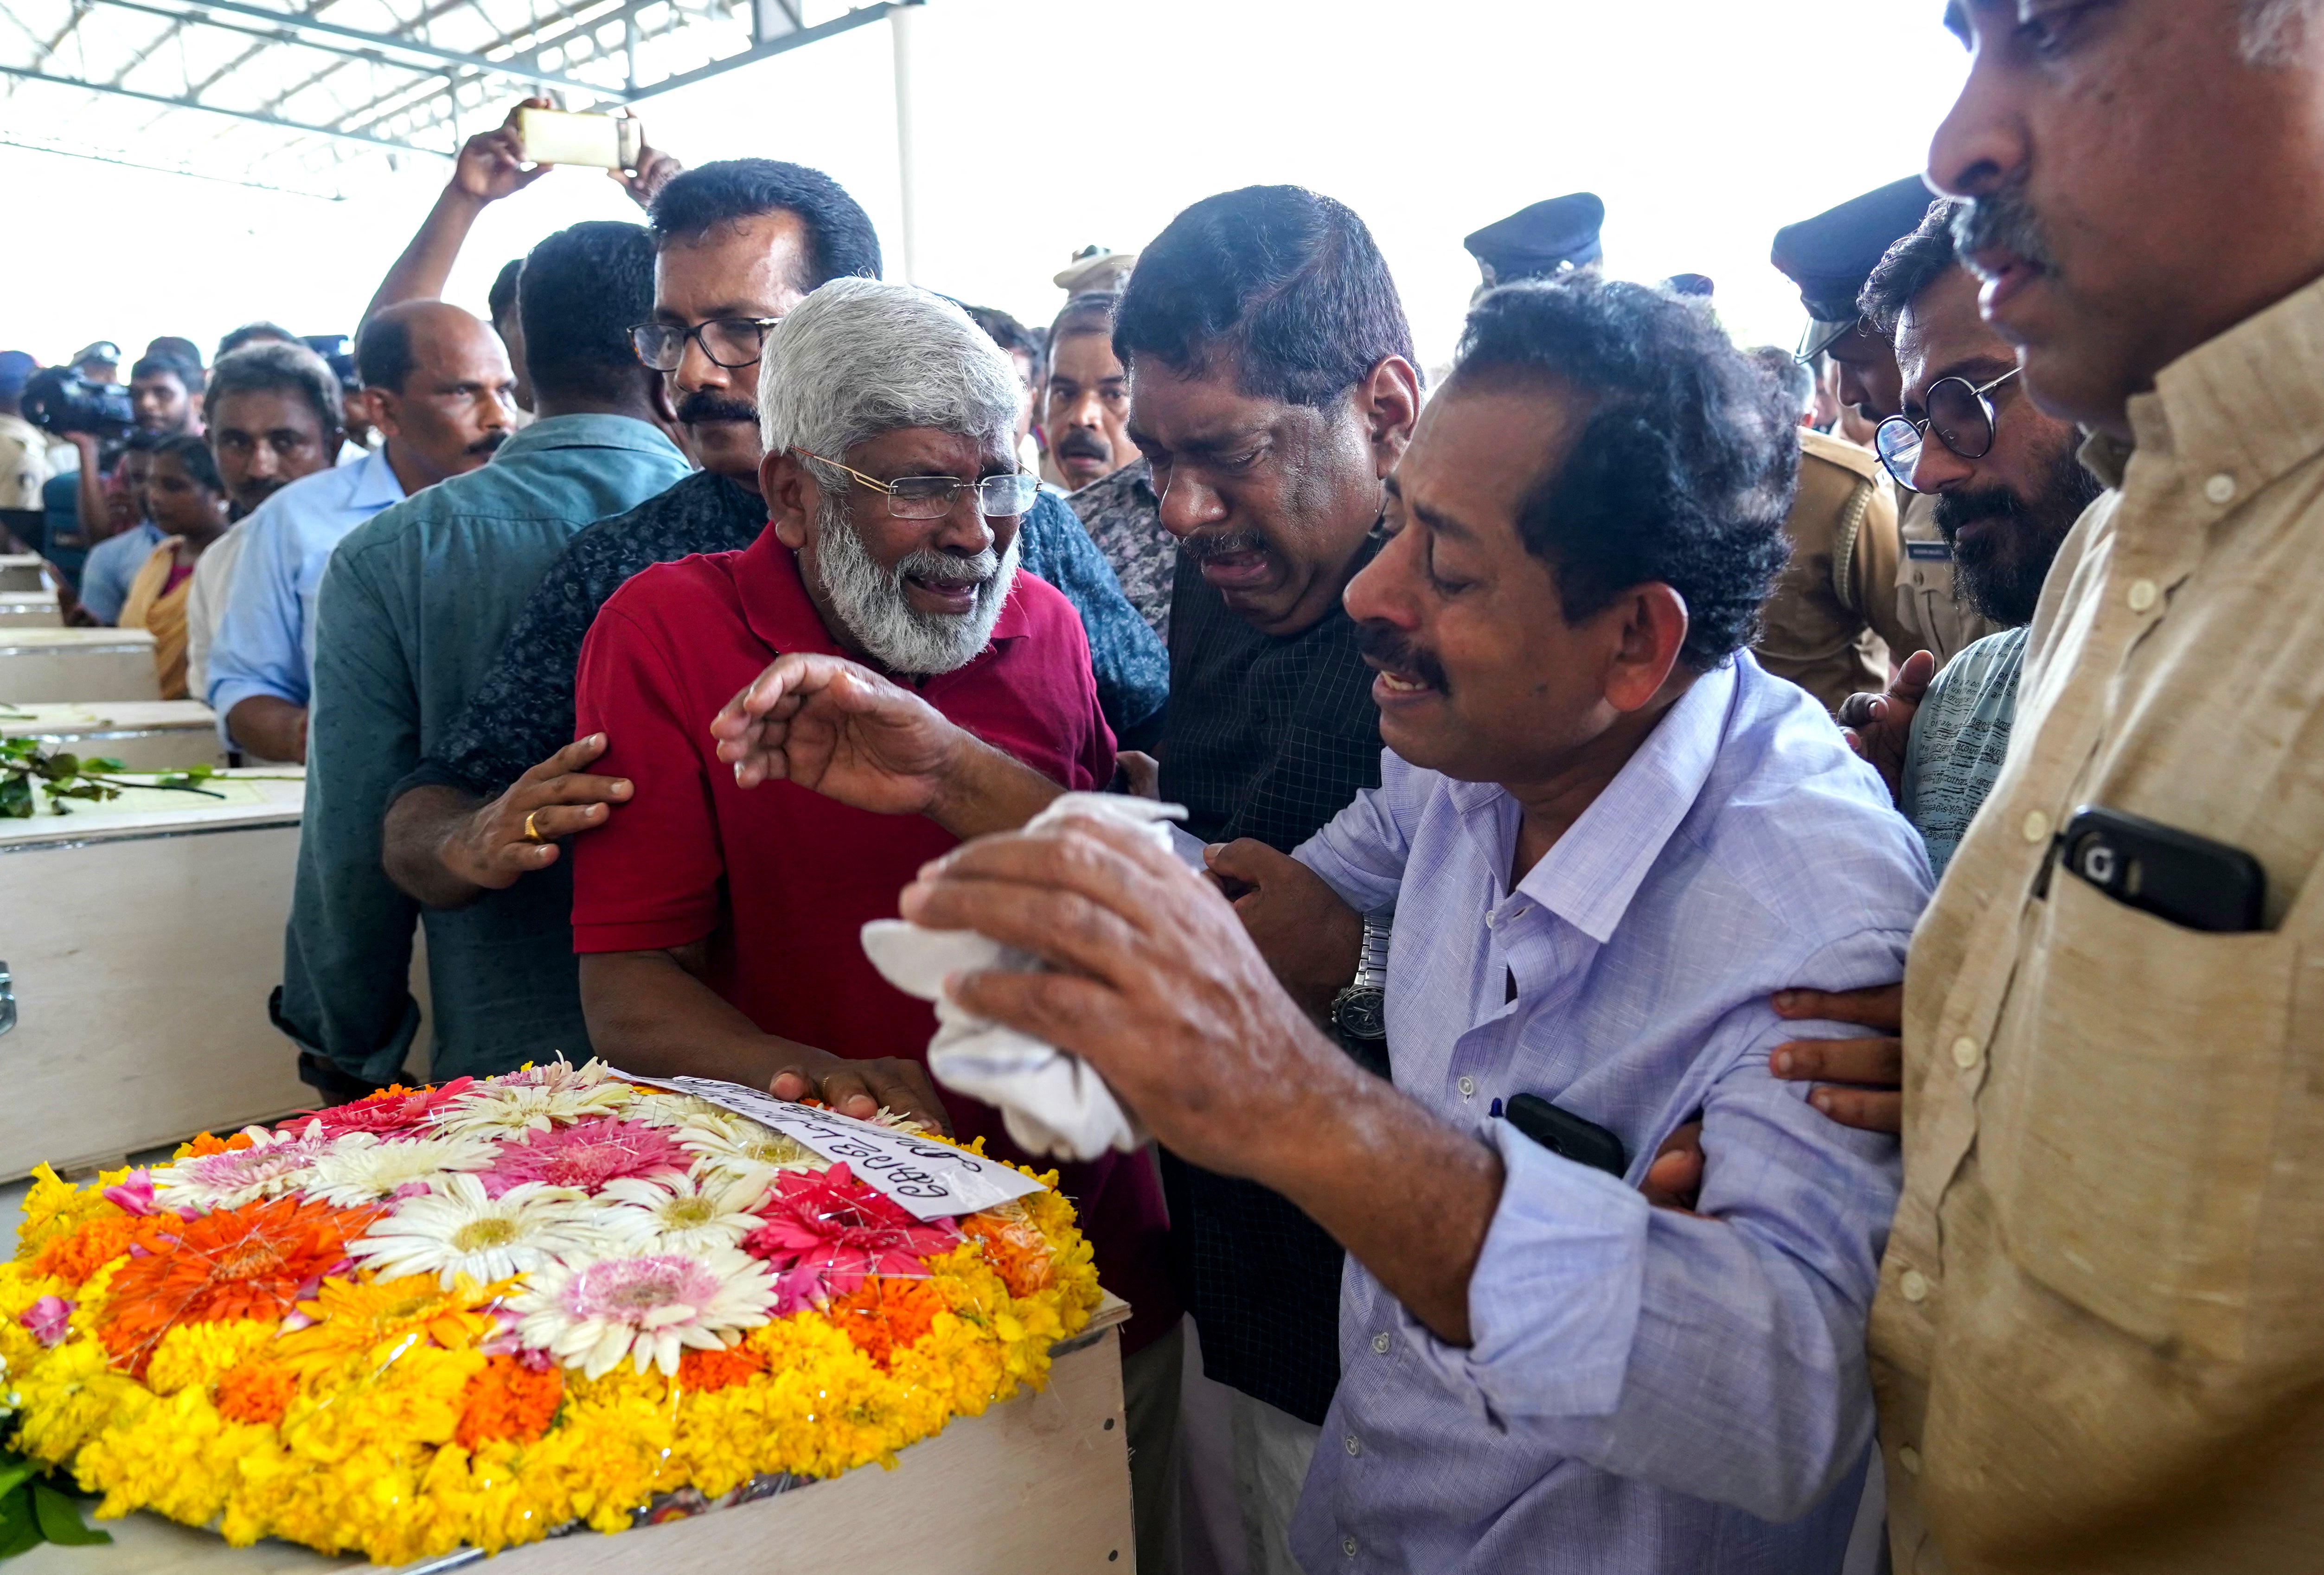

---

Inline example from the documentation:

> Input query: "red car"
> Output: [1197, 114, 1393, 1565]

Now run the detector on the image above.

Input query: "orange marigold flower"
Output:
[827, 1275, 948, 1369]
[29, 1213, 139, 1287]
[675, 1342, 768, 1393]
[214, 1359, 299, 1425]
[962, 1209, 1055, 1299]
[453, 1355, 563, 1450]
[102, 1196, 372, 1376]
[175, 1131, 258, 1160]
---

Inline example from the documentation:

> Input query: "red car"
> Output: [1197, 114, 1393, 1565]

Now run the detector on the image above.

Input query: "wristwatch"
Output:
[1331, 914, 1392, 1043]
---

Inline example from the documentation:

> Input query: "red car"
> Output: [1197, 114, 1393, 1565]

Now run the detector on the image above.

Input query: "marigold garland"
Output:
[0, 1060, 1102, 1564]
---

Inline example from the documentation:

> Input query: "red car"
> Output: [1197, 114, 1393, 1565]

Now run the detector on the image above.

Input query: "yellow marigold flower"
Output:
[13, 1164, 128, 1261]
[145, 1319, 278, 1395]
[273, 1273, 505, 1377]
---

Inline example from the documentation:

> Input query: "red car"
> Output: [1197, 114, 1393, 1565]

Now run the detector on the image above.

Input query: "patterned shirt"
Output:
[1066, 458, 1179, 640]
[1898, 625, 2026, 877]
[422, 470, 768, 798]
[1157, 538, 1386, 1425]
[419, 476, 1165, 798]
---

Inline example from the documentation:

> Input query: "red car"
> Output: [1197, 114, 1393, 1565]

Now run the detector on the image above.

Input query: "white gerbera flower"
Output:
[301, 1130, 502, 1207]
[150, 1122, 331, 1212]
[622, 1091, 728, 1131]
[511, 1243, 779, 1378]
[593, 1171, 769, 1254]
[351, 1173, 608, 1288]
[677, 1110, 830, 1189]
[428, 1058, 632, 1139]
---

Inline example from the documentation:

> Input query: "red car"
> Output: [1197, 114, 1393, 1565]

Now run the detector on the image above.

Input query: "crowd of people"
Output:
[2, 0, 2319, 1568]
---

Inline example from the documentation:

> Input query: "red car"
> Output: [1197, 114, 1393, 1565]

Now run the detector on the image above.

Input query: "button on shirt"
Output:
[278, 415, 689, 1084]
[205, 445, 405, 740]
[1872, 273, 2324, 1575]
[1287, 654, 1930, 1573]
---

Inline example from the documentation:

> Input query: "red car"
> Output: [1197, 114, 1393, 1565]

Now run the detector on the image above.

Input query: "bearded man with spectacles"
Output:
[1848, 199, 2103, 877]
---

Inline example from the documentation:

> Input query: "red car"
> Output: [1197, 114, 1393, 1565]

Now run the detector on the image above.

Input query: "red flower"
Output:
[478, 1116, 688, 1197]
[296, 1078, 476, 1138]
[741, 1164, 959, 1311]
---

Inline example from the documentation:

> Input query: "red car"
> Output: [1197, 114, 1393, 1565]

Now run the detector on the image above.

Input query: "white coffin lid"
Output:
[1, 700, 218, 736]
[0, 767, 303, 848]
[0, 626, 155, 655]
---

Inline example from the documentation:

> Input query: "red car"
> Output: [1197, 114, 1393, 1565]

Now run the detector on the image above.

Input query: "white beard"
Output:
[808, 493, 1019, 676]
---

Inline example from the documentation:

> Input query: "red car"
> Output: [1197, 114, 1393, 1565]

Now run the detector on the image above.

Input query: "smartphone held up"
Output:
[514, 107, 645, 171]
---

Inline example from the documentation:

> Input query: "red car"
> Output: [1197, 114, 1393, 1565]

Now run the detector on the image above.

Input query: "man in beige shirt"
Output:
[1871, 1, 2324, 1569]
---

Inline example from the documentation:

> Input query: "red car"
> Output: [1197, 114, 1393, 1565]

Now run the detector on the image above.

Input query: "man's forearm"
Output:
[579, 949, 824, 1087]
[926, 733, 1069, 840]
[383, 784, 487, 908]
[226, 695, 308, 762]
[1255, 1051, 1505, 1345]
[364, 187, 485, 325]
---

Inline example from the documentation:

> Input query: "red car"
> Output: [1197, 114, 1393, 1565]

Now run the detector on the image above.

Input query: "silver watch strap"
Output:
[1355, 913, 1392, 989]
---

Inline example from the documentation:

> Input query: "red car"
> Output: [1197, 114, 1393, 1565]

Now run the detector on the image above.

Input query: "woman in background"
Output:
[120, 433, 231, 699]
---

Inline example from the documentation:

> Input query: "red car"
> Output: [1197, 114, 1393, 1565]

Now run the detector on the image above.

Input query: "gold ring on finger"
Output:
[523, 810, 546, 844]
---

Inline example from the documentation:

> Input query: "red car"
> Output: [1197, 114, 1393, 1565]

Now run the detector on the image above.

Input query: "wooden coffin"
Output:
[8, 1300, 1137, 1575]
[0, 591, 61, 628]
[1, 701, 229, 771]
[0, 772, 311, 1177]
[0, 627, 161, 703]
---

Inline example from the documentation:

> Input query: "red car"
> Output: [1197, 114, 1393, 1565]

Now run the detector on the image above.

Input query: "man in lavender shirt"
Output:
[883, 277, 1932, 1570]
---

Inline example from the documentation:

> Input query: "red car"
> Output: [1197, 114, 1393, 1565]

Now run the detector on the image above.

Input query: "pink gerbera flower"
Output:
[298, 1078, 477, 1138]
[741, 1164, 960, 1311]
[478, 1116, 688, 1198]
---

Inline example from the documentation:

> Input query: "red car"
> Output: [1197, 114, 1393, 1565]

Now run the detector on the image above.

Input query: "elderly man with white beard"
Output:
[563, 276, 1181, 1549]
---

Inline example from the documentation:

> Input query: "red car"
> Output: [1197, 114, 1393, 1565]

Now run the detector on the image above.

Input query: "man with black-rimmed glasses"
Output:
[1846, 199, 2100, 878]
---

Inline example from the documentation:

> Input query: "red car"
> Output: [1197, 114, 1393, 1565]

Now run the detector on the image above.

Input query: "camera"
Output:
[20, 366, 134, 438]
[301, 333, 359, 391]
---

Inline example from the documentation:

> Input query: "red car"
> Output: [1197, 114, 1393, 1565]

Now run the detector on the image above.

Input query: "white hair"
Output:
[757, 276, 1021, 460]
[2243, 0, 2322, 63]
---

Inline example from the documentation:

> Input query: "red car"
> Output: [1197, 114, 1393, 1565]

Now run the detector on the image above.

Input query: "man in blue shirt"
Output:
[851, 276, 1933, 1572]
[278, 219, 689, 1097]
[206, 299, 518, 761]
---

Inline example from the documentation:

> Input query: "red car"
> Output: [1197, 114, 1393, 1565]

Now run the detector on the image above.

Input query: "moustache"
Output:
[896, 545, 1001, 592]
[1180, 529, 1269, 562]
[1054, 429, 1110, 462]
[1355, 619, 1450, 695]
[1949, 178, 2061, 281]
[677, 389, 760, 427]
[466, 429, 509, 458]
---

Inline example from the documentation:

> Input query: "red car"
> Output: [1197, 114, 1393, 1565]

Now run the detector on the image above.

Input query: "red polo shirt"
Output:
[570, 528, 1174, 1349]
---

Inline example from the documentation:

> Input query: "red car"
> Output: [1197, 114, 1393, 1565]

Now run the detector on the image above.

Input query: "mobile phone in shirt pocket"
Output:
[1985, 867, 2293, 1361]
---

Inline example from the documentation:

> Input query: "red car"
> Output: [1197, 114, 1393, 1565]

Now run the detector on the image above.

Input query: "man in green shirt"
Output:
[278, 220, 690, 1095]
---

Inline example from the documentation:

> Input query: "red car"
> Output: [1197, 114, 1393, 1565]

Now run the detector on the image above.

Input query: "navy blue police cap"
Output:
[1771, 176, 1942, 326]
[1465, 193, 1606, 287]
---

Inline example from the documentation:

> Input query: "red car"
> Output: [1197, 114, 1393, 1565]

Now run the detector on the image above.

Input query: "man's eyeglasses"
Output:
[627, 318, 782, 372]
[796, 449, 1040, 520]
[1874, 367, 2023, 492]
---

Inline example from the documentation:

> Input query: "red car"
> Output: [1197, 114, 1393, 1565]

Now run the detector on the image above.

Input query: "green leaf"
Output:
[0, 1459, 37, 1500]
[86, 757, 125, 773]
[31, 1481, 110, 1546]
[0, 1487, 38, 1560]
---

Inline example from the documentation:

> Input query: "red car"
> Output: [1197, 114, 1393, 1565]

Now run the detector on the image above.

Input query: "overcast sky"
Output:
[0, 0, 1972, 374]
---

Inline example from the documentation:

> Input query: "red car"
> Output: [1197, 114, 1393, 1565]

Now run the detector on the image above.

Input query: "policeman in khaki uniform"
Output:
[1754, 424, 1916, 711]
[1774, 180, 2002, 679]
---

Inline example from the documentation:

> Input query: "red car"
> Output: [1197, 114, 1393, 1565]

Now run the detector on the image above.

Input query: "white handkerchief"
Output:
[860, 792, 1190, 1159]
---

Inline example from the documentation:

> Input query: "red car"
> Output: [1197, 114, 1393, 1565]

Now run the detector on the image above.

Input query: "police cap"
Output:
[1464, 193, 1606, 287]
[1771, 176, 1941, 324]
